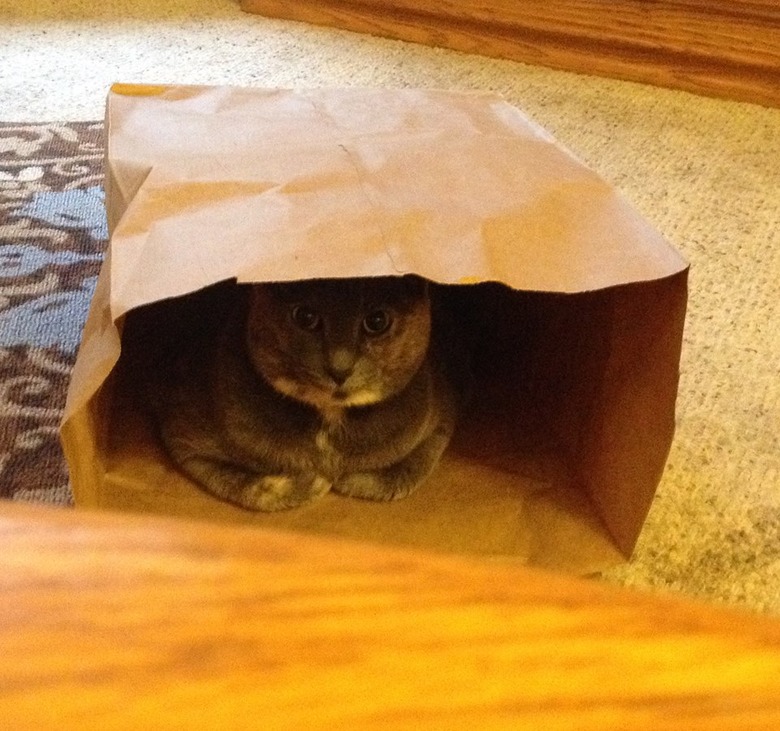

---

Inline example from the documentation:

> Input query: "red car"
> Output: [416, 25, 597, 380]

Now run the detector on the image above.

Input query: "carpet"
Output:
[0, 121, 106, 505]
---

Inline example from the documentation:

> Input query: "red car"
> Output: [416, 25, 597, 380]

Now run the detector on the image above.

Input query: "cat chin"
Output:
[271, 377, 382, 412]
[339, 389, 383, 408]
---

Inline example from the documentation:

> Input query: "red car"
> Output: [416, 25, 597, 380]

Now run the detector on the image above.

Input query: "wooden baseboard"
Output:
[241, 0, 780, 107]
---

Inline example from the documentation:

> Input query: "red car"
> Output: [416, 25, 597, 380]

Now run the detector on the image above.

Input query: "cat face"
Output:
[245, 276, 431, 413]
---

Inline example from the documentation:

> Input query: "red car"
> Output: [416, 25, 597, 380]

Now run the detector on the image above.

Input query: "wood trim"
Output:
[241, 0, 780, 107]
[2, 501, 780, 727]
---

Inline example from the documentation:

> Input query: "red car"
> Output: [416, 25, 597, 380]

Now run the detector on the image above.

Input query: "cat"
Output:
[141, 275, 458, 511]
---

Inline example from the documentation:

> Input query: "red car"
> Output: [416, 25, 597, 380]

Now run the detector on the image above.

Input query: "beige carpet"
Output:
[2, 0, 779, 614]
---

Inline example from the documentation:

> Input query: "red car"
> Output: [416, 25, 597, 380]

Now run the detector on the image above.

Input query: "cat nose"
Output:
[327, 349, 356, 386]
[327, 366, 352, 386]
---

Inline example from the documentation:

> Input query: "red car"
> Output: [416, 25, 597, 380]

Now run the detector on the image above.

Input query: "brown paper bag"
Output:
[61, 85, 688, 573]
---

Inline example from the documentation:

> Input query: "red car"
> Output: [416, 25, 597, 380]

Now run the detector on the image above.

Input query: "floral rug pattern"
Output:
[0, 122, 106, 503]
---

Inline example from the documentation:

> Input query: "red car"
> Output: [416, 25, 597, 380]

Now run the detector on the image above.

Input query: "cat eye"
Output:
[362, 310, 392, 336]
[290, 305, 321, 331]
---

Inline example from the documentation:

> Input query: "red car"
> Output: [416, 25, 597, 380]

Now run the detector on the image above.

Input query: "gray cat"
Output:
[142, 276, 458, 511]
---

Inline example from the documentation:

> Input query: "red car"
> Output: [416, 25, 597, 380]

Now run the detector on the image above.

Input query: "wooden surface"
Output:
[1, 501, 780, 728]
[241, 0, 780, 107]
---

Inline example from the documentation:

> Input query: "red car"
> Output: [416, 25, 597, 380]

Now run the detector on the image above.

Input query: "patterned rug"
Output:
[0, 122, 106, 504]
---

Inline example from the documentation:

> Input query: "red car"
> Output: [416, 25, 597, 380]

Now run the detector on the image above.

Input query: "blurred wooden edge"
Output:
[1, 499, 779, 729]
[241, 0, 780, 108]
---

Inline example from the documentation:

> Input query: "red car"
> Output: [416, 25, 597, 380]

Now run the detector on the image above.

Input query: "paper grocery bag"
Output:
[61, 84, 688, 573]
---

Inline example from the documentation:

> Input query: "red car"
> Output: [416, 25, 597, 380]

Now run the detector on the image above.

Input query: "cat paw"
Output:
[243, 473, 331, 511]
[333, 472, 417, 502]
